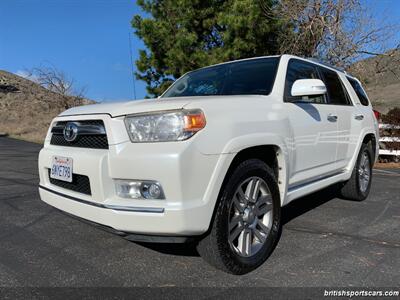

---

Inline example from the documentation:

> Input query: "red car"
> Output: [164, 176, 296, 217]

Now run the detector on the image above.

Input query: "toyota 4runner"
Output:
[38, 55, 379, 274]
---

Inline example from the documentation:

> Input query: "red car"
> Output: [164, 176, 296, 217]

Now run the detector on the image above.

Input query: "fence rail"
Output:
[379, 123, 399, 157]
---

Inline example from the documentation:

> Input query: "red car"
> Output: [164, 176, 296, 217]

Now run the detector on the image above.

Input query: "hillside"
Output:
[349, 50, 400, 113]
[0, 70, 94, 143]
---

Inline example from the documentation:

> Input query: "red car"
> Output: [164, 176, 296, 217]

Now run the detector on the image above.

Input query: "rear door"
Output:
[316, 66, 358, 170]
[343, 76, 377, 164]
[284, 59, 339, 187]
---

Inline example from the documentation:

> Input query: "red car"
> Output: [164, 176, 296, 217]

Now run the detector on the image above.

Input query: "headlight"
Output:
[124, 109, 206, 142]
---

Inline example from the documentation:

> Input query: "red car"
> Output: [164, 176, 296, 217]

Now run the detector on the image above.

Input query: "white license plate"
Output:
[50, 156, 73, 182]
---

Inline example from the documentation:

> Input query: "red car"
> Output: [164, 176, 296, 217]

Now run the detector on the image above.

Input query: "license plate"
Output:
[50, 156, 73, 182]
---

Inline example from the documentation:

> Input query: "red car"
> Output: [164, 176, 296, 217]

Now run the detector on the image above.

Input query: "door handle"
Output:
[354, 114, 364, 120]
[327, 114, 338, 122]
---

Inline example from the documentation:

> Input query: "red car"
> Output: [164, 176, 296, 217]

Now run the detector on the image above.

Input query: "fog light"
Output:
[142, 182, 162, 199]
[115, 180, 165, 200]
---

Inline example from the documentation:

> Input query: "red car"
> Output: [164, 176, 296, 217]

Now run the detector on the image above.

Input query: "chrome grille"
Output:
[50, 120, 108, 149]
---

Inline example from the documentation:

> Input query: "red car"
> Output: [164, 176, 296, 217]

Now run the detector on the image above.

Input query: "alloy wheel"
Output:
[358, 151, 371, 193]
[228, 177, 273, 257]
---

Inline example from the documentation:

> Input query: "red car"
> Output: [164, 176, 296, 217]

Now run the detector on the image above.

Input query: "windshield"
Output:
[162, 57, 279, 98]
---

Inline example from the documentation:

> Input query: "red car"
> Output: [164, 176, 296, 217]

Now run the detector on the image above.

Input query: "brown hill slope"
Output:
[0, 70, 94, 143]
[349, 51, 400, 113]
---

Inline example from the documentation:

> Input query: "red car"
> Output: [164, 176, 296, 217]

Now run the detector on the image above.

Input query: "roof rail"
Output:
[305, 57, 347, 74]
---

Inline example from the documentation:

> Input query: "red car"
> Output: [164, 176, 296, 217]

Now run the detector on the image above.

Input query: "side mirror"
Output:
[291, 79, 327, 97]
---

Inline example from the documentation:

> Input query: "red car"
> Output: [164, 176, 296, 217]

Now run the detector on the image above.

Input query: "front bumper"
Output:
[38, 120, 231, 235]
[39, 184, 212, 236]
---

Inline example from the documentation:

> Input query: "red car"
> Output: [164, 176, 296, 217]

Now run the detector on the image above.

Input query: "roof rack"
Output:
[305, 57, 347, 74]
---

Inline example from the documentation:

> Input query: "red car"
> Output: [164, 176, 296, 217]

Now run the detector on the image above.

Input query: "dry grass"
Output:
[374, 162, 400, 169]
[0, 70, 94, 143]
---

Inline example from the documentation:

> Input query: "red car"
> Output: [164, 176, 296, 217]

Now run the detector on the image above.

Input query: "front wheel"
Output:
[340, 143, 373, 201]
[196, 159, 281, 275]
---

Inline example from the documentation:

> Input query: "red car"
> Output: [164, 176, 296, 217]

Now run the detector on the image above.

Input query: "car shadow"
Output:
[134, 241, 199, 257]
[293, 102, 322, 121]
[281, 183, 341, 225]
[133, 183, 343, 257]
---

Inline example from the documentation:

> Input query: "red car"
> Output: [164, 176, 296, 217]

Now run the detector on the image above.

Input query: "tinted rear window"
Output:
[319, 67, 350, 105]
[347, 77, 370, 106]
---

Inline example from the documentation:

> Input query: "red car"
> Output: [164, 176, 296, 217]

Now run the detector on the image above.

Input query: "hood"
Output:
[59, 97, 193, 117]
[59, 95, 274, 117]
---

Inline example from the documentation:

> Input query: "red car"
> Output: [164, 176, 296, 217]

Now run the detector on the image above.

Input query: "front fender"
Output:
[201, 133, 290, 214]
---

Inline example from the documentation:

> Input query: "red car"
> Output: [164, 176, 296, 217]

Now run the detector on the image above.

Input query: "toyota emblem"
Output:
[63, 122, 79, 142]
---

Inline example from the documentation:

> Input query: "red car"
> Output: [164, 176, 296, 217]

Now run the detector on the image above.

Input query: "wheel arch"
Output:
[346, 131, 378, 177]
[362, 133, 377, 165]
[222, 145, 287, 203]
[204, 143, 288, 234]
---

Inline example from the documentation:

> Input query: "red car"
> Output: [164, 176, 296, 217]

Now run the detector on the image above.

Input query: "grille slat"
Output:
[50, 134, 108, 149]
[50, 120, 108, 149]
[48, 169, 91, 195]
[55, 120, 105, 127]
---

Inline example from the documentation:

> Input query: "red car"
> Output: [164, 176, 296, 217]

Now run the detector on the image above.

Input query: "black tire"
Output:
[339, 142, 373, 201]
[196, 159, 281, 275]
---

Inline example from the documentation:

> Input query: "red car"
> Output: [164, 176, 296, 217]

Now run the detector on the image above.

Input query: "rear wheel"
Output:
[340, 143, 373, 201]
[196, 159, 281, 274]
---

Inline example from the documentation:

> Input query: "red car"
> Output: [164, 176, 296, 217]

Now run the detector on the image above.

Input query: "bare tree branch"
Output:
[264, 0, 399, 70]
[25, 64, 87, 109]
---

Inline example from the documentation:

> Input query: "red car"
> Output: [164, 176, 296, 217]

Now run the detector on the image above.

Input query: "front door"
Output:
[284, 59, 339, 187]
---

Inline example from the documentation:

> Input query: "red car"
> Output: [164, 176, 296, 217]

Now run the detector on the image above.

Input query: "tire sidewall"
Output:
[355, 144, 373, 199]
[216, 160, 281, 272]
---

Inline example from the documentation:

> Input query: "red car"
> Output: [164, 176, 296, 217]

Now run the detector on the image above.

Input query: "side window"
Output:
[318, 67, 350, 105]
[347, 77, 370, 106]
[284, 59, 326, 104]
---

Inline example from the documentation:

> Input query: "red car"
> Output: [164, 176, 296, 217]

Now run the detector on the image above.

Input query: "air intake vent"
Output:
[48, 169, 91, 195]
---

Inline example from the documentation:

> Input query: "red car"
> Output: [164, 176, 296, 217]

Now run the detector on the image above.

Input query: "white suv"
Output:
[38, 55, 379, 274]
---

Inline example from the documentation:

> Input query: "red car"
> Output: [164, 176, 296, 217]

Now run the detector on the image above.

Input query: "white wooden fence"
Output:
[379, 123, 400, 157]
